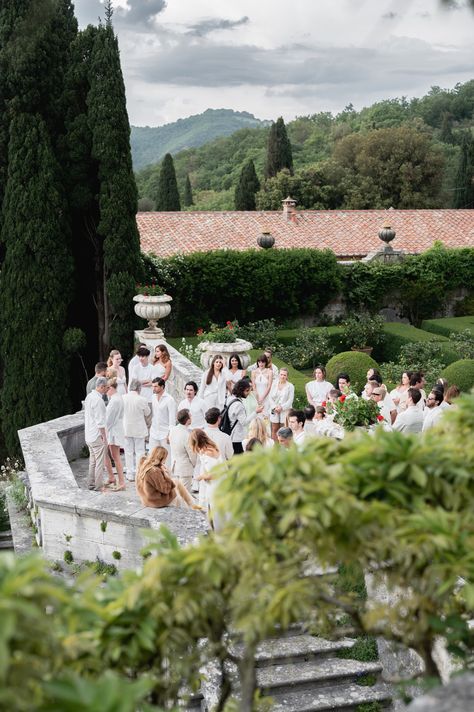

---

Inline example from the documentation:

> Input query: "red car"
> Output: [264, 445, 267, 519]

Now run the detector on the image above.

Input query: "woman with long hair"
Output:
[152, 344, 172, 382]
[389, 371, 412, 412]
[251, 353, 273, 416]
[199, 354, 227, 410]
[305, 365, 333, 408]
[242, 417, 274, 450]
[136, 446, 201, 510]
[106, 378, 126, 491]
[224, 352, 247, 394]
[268, 367, 295, 441]
[107, 350, 127, 395]
[189, 429, 223, 521]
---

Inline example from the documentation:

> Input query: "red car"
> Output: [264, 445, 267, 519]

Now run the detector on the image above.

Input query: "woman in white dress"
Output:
[106, 378, 126, 491]
[305, 365, 333, 408]
[107, 350, 127, 395]
[189, 429, 224, 525]
[251, 354, 273, 416]
[269, 367, 295, 441]
[224, 353, 247, 395]
[199, 355, 227, 410]
[390, 371, 411, 412]
[152, 344, 172, 382]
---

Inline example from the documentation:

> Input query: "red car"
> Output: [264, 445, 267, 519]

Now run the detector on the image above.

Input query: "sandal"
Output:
[113, 483, 126, 492]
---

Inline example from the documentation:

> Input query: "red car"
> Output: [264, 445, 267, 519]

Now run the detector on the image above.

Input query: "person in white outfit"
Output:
[199, 354, 227, 411]
[269, 367, 295, 441]
[122, 380, 151, 482]
[223, 352, 247, 394]
[189, 429, 224, 522]
[106, 378, 126, 490]
[422, 389, 445, 432]
[227, 379, 263, 454]
[129, 347, 154, 405]
[305, 365, 333, 407]
[203, 407, 234, 461]
[169, 409, 197, 493]
[393, 388, 424, 434]
[107, 350, 127, 395]
[251, 353, 273, 416]
[84, 377, 109, 491]
[288, 409, 307, 447]
[248, 347, 279, 379]
[149, 377, 176, 454]
[178, 381, 207, 430]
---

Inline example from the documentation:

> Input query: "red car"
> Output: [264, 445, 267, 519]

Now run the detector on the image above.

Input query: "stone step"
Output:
[0, 530, 12, 539]
[257, 658, 383, 697]
[0, 531, 13, 549]
[255, 635, 355, 668]
[266, 681, 393, 711]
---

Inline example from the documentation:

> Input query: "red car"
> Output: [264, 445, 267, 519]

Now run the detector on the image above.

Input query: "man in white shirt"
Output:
[178, 381, 207, 430]
[122, 380, 151, 481]
[149, 377, 176, 454]
[409, 372, 427, 411]
[129, 347, 154, 404]
[370, 387, 396, 426]
[393, 388, 424, 434]
[203, 407, 234, 461]
[84, 377, 108, 491]
[277, 427, 293, 448]
[128, 342, 147, 375]
[422, 389, 445, 432]
[169, 409, 196, 492]
[288, 409, 307, 446]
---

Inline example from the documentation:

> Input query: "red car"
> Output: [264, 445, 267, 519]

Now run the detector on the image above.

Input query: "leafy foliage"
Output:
[183, 173, 194, 207]
[326, 351, 379, 395]
[340, 315, 386, 350]
[453, 131, 474, 208]
[440, 359, 474, 392]
[330, 394, 383, 431]
[236, 319, 278, 349]
[449, 329, 474, 360]
[197, 320, 238, 343]
[277, 328, 335, 369]
[234, 159, 260, 210]
[381, 341, 448, 391]
[265, 116, 293, 178]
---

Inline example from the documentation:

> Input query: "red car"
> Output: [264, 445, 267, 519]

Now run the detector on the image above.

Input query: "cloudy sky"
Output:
[74, 0, 474, 127]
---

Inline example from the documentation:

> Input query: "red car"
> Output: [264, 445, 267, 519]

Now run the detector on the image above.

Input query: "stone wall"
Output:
[18, 339, 208, 567]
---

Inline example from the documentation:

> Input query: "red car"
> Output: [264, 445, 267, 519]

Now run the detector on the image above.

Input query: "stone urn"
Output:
[133, 294, 172, 339]
[198, 338, 253, 370]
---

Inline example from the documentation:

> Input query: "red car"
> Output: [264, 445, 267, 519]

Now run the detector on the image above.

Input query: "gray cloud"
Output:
[115, 0, 167, 27]
[74, 0, 104, 27]
[134, 36, 474, 96]
[186, 16, 249, 37]
[382, 12, 397, 19]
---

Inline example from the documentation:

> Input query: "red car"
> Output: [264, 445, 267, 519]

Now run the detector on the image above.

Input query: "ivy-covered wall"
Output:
[143, 244, 474, 334]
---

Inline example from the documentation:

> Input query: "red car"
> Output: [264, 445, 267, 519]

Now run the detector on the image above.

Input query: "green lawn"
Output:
[421, 315, 474, 338]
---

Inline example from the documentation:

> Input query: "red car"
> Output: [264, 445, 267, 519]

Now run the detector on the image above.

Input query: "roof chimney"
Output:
[282, 196, 297, 222]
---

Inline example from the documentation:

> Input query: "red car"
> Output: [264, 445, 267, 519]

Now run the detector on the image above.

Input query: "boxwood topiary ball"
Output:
[439, 359, 474, 393]
[326, 351, 379, 395]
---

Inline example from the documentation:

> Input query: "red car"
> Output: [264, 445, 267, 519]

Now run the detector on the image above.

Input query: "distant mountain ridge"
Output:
[131, 108, 270, 170]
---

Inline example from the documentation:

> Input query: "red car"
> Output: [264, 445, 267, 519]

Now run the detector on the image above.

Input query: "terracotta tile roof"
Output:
[137, 209, 474, 259]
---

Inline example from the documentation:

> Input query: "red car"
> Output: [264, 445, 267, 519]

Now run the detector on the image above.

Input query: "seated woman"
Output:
[136, 446, 201, 510]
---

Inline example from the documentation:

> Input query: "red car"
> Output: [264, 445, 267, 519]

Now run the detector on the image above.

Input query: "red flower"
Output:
[377, 414, 384, 422]
[322, 401, 327, 407]
[338, 395, 346, 403]
[197, 328, 204, 335]
[226, 320, 231, 325]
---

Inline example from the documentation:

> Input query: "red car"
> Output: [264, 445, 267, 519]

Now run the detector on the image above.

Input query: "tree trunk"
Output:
[239, 644, 257, 712]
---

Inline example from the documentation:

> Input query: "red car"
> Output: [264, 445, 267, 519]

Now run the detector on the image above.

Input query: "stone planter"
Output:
[198, 338, 253, 370]
[351, 346, 374, 356]
[133, 294, 172, 339]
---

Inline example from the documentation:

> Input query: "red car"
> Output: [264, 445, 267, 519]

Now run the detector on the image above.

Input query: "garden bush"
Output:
[421, 315, 474, 338]
[277, 327, 334, 369]
[449, 330, 474, 360]
[236, 318, 278, 349]
[380, 323, 452, 362]
[326, 351, 379, 395]
[439, 359, 474, 393]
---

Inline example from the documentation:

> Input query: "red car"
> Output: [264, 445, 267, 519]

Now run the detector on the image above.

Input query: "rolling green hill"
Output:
[131, 108, 270, 170]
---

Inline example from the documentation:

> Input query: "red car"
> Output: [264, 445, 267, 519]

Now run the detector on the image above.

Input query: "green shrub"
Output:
[237, 319, 278, 349]
[439, 359, 474, 392]
[340, 315, 386, 350]
[380, 323, 451, 362]
[449, 330, 474, 360]
[277, 328, 334, 369]
[326, 351, 379, 395]
[421, 315, 474, 338]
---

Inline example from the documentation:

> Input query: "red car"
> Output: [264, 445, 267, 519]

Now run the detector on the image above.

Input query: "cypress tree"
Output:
[156, 153, 181, 211]
[234, 159, 260, 210]
[0, 113, 73, 452]
[183, 173, 194, 206]
[265, 116, 293, 179]
[453, 132, 474, 208]
[68, 17, 142, 358]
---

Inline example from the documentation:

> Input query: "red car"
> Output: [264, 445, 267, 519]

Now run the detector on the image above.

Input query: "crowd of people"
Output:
[83, 343, 461, 525]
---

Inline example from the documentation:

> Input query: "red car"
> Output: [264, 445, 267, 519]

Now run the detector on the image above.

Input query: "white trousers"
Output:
[148, 436, 170, 458]
[124, 436, 145, 480]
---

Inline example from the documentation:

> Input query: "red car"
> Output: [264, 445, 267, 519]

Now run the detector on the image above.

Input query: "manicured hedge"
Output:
[144, 248, 342, 334]
[380, 323, 458, 364]
[440, 359, 474, 392]
[276, 326, 343, 350]
[421, 316, 474, 338]
[326, 351, 379, 395]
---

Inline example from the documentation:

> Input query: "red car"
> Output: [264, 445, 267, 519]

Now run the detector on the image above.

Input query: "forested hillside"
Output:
[136, 81, 474, 211]
[131, 108, 269, 170]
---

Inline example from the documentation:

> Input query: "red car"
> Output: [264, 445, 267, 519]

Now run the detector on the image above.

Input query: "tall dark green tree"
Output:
[0, 113, 73, 452]
[183, 173, 194, 207]
[453, 132, 474, 209]
[265, 117, 293, 179]
[234, 159, 260, 210]
[156, 153, 181, 211]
